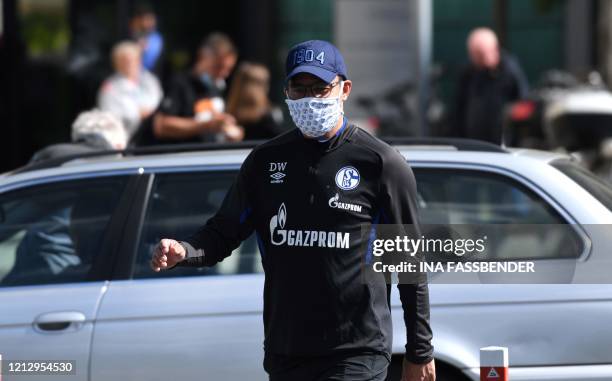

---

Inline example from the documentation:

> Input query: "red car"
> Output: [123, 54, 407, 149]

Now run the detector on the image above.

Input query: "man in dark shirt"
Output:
[147, 33, 243, 145]
[150, 40, 435, 381]
[455, 27, 529, 144]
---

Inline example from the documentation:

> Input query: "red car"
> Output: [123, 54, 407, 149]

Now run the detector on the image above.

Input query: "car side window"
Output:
[133, 170, 261, 279]
[0, 177, 128, 287]
[413, 168, 584, 259]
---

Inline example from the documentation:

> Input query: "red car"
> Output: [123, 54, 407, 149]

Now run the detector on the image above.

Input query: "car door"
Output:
[389, 164, 612, 379]
[91, 168, 267, 381]
[0, 174, 134, 381]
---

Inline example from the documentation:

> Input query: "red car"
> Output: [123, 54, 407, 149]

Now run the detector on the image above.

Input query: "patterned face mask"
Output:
[285, 82, 344, 138]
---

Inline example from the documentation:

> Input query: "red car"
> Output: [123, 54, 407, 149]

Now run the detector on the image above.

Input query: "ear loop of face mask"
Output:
[337, 80, 345, 113]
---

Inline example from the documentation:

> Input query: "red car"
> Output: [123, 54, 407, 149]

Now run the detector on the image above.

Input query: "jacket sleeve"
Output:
[174, 151, 256, 268]
[379, 148, 434, 364]
[507, 55, 529, 100]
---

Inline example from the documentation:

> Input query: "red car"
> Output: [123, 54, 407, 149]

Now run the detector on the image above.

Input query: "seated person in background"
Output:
[0, 202, 76, 286]
[1, 111, 128, 284]
[97, 41, 163, 139]
[30, 109, 127, 163]
[148, 33, 243, 145]
[2, 188, 117, 285]
[226, 62, 285, 141]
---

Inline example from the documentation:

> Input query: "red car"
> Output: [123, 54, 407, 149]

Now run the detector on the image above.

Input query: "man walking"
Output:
[151, 40, 435, 381]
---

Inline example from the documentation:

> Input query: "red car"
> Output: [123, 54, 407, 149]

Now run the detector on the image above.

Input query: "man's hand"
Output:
[150, 239, 186, 272]
[201, 113, 236, 134]
[401, 358, 435, 381]
[222, 124, 245, 142]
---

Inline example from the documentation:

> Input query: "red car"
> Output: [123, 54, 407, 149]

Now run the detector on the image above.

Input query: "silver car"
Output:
[0, 140, 610, 381]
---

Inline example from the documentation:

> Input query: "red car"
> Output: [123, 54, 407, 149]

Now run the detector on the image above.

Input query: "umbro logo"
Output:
[270, 172, 285, 181]
[269, 162, 287, 184]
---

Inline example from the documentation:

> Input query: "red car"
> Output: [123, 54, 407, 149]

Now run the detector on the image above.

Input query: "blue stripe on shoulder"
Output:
[239, 207, 252, 224]
[365, 211, 381, 265]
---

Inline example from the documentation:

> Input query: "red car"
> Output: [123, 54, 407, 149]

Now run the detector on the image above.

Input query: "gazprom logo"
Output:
[278, 204, 287, 226]
[269, 203, 287, 245]
[328, 193, 363, 213]
[269, 203, 349, 249]
[335, 166, 360, 190]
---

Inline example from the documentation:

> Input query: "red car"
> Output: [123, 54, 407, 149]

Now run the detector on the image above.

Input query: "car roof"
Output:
[0, 142, 573, 190]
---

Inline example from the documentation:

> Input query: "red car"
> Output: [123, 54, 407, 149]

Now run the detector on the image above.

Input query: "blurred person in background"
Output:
[129, 2, 164, 72]
[97, 41, 163, 139]
[455, 27, 528, 144]
[2, 110, 128, 285]
[226, 62, 285, 140]
[30, 109, 127, 163]
[149, 33, 243, 144]
[207, 32, 239, 93]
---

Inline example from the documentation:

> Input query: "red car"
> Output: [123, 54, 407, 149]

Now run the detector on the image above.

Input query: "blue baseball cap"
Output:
[285, 40, 348, 84]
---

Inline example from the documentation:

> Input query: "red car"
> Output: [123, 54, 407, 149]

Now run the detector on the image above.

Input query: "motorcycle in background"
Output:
[504, 70, 612, 183]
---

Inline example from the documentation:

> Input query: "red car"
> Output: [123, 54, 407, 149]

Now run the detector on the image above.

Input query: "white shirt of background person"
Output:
[97, 41, 163, 138]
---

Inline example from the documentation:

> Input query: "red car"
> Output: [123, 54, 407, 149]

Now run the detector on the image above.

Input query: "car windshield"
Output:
[551, 159, 612, 212]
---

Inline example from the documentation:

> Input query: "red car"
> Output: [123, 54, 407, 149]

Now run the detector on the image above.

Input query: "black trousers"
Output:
[264, 351, 390, 381]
